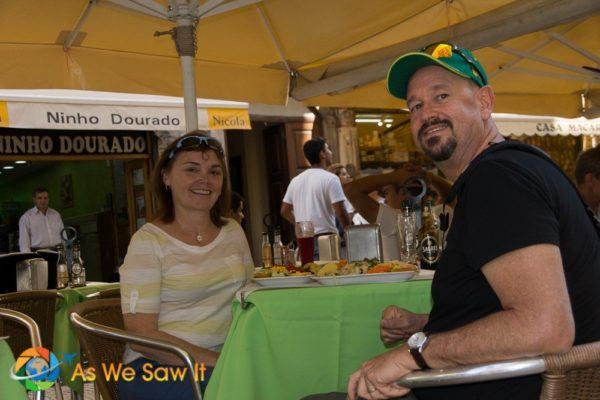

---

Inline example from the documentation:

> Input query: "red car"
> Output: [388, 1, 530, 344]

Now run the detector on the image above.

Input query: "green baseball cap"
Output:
[387, 43, 488, 100]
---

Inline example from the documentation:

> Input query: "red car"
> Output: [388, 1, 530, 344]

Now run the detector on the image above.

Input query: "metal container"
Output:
[345, 224, 384, 263]
[317, 234, 341, 261]
[16, 258, 48, 291]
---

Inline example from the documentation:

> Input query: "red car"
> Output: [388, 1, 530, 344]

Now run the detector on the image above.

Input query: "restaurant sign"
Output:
[0, 130, 148, 157]
[495, 116, 600, 137]
[0, 100, 251, 131]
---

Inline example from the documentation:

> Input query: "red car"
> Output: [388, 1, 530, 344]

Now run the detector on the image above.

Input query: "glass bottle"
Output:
[261, 232, 273, 268]
[397, 201, 418, 265]
[418, 200, 441, 270]
[70, 241, 87, 287]
[56, 243, 69, 289]
[272, 228, 285, 266]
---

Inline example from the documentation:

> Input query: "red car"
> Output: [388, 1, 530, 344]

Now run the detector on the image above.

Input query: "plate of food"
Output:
[252, 265, 313, 287]
[311, 260, 418, 286]
[312, 270, 417, 286]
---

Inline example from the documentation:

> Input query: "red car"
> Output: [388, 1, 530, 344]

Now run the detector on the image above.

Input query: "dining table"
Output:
[54, 282, 120, 394]
[205, 275, 433, 400]
[0, 338, 28, 400]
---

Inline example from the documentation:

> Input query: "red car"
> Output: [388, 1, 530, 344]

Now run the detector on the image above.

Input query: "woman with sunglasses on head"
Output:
[118, 131, 254, 399]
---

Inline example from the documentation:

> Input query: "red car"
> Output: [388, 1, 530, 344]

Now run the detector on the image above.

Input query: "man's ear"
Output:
[476, 86, 495, 121]
[584, 172, 595, 185]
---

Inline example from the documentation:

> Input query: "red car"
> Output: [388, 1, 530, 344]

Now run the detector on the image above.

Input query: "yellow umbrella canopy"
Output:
[0, 0, 598, 117]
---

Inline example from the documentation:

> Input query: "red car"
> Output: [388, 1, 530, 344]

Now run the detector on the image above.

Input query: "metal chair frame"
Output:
[399, 341, 600, 399]
[70, 307, 203, 400]
[0, 307, 64, 400]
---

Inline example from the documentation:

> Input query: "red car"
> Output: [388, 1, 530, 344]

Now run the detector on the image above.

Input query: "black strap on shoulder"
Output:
[444, 140, 600, 235]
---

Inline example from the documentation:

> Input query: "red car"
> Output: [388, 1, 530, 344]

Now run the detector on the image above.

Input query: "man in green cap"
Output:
[345, 43, 600, 400]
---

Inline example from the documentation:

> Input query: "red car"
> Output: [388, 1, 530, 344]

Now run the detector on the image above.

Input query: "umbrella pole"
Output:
[171, 3, 199, 133]
[180, 54, 199, 132]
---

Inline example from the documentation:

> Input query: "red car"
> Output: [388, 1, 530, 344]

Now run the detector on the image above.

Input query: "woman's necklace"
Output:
[177, 221, 204, 243]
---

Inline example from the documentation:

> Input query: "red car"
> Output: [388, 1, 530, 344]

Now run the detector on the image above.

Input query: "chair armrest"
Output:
[70, 312, 202, 400]
[0, 307, 43, 347]
[398, 357, 546, 388]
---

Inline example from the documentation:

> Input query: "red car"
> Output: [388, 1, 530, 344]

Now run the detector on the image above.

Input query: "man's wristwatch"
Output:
[407, 331, 431, 369]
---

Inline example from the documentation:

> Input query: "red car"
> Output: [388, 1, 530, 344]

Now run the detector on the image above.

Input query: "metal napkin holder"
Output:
[16, 258, 48, 291]
[345, 224, 384, 263]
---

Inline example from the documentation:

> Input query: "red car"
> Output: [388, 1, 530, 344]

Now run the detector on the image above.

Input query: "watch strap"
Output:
[409, 335, 431, 369]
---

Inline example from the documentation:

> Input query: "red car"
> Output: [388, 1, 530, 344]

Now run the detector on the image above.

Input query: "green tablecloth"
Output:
[205, 280, 432, 400]
[54, 283, 120, 394]
[0, 339, 28, 400]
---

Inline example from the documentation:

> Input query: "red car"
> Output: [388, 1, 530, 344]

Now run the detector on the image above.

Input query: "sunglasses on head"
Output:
[167, 135, 224, 160]
[421, 42, 488, 86]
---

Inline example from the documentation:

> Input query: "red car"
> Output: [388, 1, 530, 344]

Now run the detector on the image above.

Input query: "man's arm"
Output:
[332, 201, 351, 229]
[425, 243, 573, 366]
[280, 202, 295, 225]
[349, 243, 574, 399]
[344, 166, 436, 222]
[18, 214, 31, 252]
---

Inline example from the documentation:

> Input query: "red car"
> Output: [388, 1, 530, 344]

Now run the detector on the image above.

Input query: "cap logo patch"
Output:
[430, 44, 453, 59]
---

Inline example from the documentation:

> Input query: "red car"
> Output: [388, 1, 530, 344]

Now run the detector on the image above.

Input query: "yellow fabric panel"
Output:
[0, 102, 8, 127]
[207, 108, 251, 130]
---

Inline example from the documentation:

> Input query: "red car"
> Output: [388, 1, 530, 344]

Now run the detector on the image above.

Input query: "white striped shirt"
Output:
[120, 219, 254, 364]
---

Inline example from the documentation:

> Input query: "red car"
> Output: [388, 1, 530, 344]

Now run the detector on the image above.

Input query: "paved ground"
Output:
[29, 382, 97, 399]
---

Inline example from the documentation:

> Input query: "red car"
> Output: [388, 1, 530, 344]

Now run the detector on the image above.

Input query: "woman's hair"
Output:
[328, 163, 346, 177]
[152, 131, 231, 227]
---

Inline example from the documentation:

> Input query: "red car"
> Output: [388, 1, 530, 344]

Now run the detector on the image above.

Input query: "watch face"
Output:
[408, 332, 427, 348]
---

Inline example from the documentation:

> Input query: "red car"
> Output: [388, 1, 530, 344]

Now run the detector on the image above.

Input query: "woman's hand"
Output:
[380, 306, 428, 346]
[347, 346, 417, 400]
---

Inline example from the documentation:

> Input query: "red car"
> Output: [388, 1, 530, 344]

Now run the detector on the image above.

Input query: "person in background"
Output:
[345, 43, 600, 400]
[119, 132, 254, 399]
[575, 145, 600, 219]
[344, 166, 451, 261]
[18, 187, 64, 252]
[230, 191, 245, 225]
[328, 162, 357, 224]
[281, 137, 351, 258]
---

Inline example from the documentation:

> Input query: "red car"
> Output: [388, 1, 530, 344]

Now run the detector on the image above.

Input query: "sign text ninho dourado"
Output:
[0, 130, 148, 157]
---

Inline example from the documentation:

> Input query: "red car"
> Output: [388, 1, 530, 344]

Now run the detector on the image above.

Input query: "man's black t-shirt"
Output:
[414, 145, 600, 400]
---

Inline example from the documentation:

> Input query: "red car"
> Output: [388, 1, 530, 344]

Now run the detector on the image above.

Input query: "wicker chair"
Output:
[0, 307, 63, 400]
[541, 341, 600, 400]
[70, 299, 202, 400]
[98, 287, 121, 299]
[398, 341, 600, 400]
[84, 287, 120, 300]
[0, 290, 62, 356]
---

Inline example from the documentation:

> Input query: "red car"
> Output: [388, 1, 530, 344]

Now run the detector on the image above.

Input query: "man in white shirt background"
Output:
[19, 187, 64, 252]
[281, 137, 351, 258]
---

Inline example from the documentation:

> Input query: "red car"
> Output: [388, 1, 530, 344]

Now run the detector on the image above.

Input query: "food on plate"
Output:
[317, 262, 341, 277]
[389, 260, 419, 272]
[303, 262, 322, 274]
[253, 266, 312, 278]
[313, 259, 417, 277]
[367, 263, 393, 274]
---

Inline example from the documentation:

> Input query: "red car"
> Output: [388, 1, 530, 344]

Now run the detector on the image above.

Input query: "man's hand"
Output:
[347, 346, 417, 400]
[380, 306, 428, 346]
